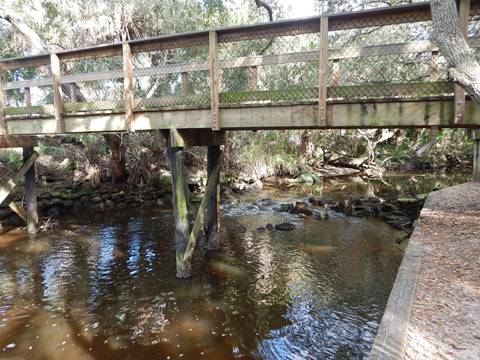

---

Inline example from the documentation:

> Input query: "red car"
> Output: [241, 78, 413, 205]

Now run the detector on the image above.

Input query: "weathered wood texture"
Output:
[169, 147, 191, 278]
[167, 129, 227, 147]
[50, 53, 65, 133]
[369, 220, 423, 359]
[5, 99, 480, 135]
[183, 148, 222, 264]
[9, 38, 480, 91]
[1, 1, 462, 69]
[8, 201, 27, 223]
[0, 72, 6, 136]
[23, 146, 38, 233]
[318, 16, 329, 127]
[0, 136, 38, 148]
[206, 145, 221, 251]
[0, 151, 38, 206]
[209, 31, 220, 130]
[123, 43, 135, 132]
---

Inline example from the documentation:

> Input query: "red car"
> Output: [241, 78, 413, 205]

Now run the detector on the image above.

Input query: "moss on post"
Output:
[206, 145, 221, 251]
[169, 147, 192, 278]
[23, 146, 38, 234]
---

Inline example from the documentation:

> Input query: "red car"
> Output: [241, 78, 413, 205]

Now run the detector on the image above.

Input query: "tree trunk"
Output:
[103, 134, 129, 182]
[431, 0, 480, 102]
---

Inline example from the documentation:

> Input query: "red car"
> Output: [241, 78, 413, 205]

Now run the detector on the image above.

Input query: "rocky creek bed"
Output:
[0, 180, 427, 239]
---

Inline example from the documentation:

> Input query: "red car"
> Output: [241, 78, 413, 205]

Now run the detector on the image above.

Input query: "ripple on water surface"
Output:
[0, 194, 403, 359]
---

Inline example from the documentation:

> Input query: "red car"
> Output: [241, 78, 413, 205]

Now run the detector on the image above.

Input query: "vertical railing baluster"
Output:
[209, 31, 220, 131]
[50, 53, 65, 134]
[454, 0, 470, 124]
[318, 16, 329, 128]
[0, 69, 6, 136]
[123, 42, 135, 132]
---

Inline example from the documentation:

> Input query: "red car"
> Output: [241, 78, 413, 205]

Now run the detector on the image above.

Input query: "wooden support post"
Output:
[209, 31, 221, 131]
[23, 146, 38, 233]
[123, 42, 135, 132]
[473, 130, 480, 182]
[169, 147, 191, 278]
[454, 0, 470, 124]
[183, 149, 222, 264]
[0, 70, 6, 136]
[318, 16, 329, 127]
[0, 152, 39, 206]
[181, 72, 189, 96]
[206, 145, 221, 251]
[431, 51, 439, 81]
[249, 66, 258, 91]
[50, 53, 65, 133]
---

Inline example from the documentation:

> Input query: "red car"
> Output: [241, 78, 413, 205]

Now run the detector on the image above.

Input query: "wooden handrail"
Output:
[5, 37, 480, 92]
[2, 1, 480, 69]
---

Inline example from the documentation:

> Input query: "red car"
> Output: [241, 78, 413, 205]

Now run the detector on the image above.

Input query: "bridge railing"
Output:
[1, 0, 480, 134]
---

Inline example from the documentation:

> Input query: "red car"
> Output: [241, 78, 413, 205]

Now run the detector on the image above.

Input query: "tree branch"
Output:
[254, 0, 274, 55]
[431, 0, 480, 102]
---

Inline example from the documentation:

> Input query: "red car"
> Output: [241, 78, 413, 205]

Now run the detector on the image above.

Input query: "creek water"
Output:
[0, 172, 470, 359]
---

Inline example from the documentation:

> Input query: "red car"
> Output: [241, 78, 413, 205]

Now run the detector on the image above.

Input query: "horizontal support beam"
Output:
[3, 100, 480, 135]
[2, 1, 480, 69]
[0, 136, 38, 148]
[166, 129, 227, 147]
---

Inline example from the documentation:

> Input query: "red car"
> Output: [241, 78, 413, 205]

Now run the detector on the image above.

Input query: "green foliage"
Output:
[0, 150, 23, 172]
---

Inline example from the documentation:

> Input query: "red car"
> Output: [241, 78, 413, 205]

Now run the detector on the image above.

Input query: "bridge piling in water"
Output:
[0, 137, 39, 234]
[169, 146, 192, 278]
[166, 130, 225, 277]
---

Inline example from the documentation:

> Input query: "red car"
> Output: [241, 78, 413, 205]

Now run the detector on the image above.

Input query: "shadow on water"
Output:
[0, 173, 468, 359]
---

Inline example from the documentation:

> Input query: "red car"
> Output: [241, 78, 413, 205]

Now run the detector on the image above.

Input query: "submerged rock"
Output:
[294, 202, 313, 216]
[313, 208, 329, 220]
[298, 245, 336, 254]
[275, 222, 296, 231]
[266, 223, 274, 231]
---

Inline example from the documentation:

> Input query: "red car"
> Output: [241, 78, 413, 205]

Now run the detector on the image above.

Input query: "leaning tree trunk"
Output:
[431, 0, 480, 102]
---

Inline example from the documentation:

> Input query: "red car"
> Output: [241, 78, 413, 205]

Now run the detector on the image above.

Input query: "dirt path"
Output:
[371, 182, 480, 359]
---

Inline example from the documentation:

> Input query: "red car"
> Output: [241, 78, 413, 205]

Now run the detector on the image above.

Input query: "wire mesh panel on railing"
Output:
[218, 32, 321, 106]
[133, 40, 210, 111]
[61, 55, 124, 114]
[328, 19, 453, 102]
[2, 65, 55, 118]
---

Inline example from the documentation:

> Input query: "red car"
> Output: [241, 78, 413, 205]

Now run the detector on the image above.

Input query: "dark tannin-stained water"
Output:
[1, 172, 465, 359]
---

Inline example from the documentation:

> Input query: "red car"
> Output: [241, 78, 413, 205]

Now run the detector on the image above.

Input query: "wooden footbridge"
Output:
[1, 0, 480, 278]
